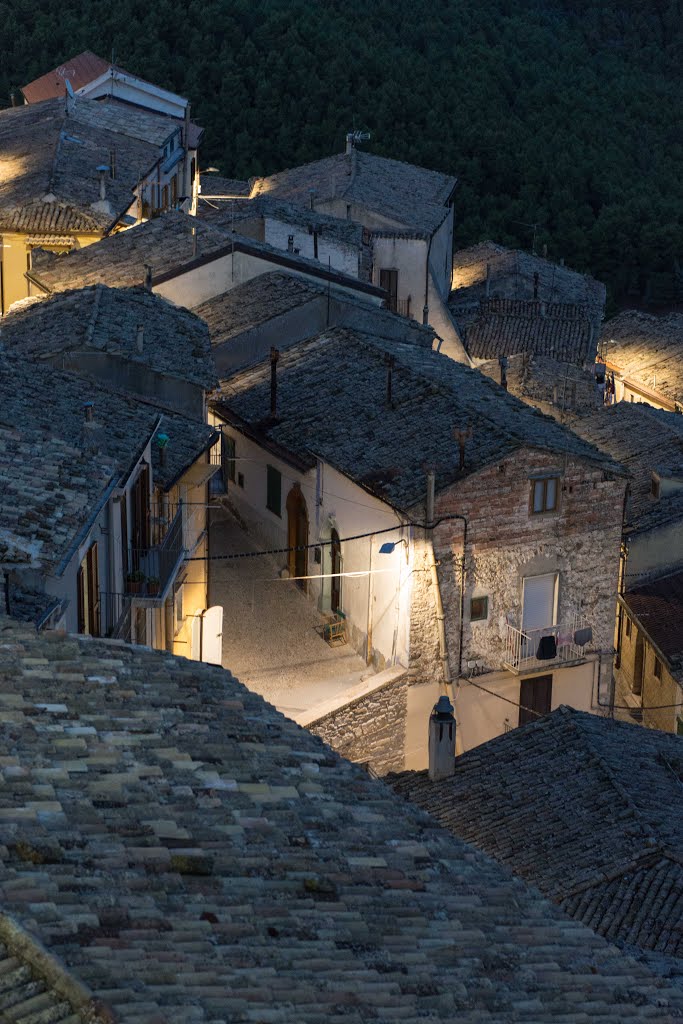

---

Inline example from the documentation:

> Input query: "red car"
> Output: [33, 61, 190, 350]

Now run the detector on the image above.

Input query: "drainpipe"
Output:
[423, 235, 434, 326]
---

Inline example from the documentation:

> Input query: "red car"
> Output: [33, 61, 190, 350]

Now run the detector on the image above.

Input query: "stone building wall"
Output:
[307, 674, 409, 776]
[417, 448, 626, 681]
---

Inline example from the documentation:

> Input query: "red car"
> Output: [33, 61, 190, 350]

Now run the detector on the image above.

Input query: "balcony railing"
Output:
[395, 297, 411, 318]
[132, 504, 184, 598]
[503, 618, 590, 674]
[99, 592, 133, 643]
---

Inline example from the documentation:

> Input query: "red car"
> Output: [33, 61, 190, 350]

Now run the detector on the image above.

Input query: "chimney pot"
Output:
[83, 401, 94, 422]
[499, 355, 508, 390]
[136, 324, 144, 354]
[144, 264, 153, 291]
[428, 695, 456, 781]
[345, 132, 354, 155]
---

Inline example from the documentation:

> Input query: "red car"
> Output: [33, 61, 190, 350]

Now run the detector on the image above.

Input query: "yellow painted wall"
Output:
[1, 231, 102, 313]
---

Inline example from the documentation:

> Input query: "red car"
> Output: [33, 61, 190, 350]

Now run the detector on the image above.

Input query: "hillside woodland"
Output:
[1, 0, 681, 308]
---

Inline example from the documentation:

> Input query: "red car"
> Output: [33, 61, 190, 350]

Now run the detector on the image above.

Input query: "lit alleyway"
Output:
[208, 503, 370, 718]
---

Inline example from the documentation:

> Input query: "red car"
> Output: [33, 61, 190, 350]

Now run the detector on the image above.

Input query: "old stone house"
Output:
[602, 310, 683, 411]
[0, 353, 218, 656]
[0, 284, 216, 420]
[617, 572, 683, 733]
[0, 617, 679, 1021]
[212, 327, 626, 763]
[0, 96, 199, 313]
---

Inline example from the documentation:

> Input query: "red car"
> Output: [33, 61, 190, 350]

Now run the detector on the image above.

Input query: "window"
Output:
[625, 615, 632, 638]
[654, 655, 663, 680]
[379, 268, 399, 313]
[522, 573, 558, 630]
[470, 596, 489, 621]
[223, 434, 236, 485]
[530, 476, 559, 514]
[266, 465, 282, 516]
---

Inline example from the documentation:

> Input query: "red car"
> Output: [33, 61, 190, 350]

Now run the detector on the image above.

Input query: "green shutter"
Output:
[266, 465, 281, 516]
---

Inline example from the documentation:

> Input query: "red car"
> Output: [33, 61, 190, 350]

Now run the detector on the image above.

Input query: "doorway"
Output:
[518, 674, 552, 727]
[286, 484, 309, 590]
[330, 529, 342, 613]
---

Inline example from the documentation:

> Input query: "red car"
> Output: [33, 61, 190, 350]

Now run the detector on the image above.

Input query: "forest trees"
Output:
[1, 0, 681, 308]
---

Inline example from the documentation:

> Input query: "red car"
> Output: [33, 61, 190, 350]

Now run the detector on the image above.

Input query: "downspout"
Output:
[426, 470, 450, 685]
[423, 234, 434, 326]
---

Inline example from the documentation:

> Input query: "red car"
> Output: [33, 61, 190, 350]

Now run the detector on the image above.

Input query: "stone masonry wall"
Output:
[307, 676, 409, 776]
[409, 449, 626, 683]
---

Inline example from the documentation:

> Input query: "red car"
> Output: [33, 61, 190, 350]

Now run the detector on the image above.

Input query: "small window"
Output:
[625, 615, 632, 638]
[266, 465, 282, 516]
[654, 655, 662, 680]
[530, 476, 559, 514]
[651, 474, 660, 499]
[470, 596, 489, 621]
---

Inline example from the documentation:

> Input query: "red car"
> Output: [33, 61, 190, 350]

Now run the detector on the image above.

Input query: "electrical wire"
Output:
[462, 676, 543, 719]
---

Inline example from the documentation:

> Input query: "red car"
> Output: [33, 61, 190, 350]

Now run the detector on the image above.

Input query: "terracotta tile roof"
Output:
[0, 97, 175, 234]
[450, 241, 606, 320]
[21, 50, 112, 103]
[622, 570, 683, 678]
[602, 311, 683, 407]
[0, 620, 681, 1020]
[569, 403, 683, 535]
[251, 149, 456, 235]
[1, 284, 216, 389]
[463, 297, 596, 362]
[391, 705, 683, 973]
[0, 354, 216, 492]
[214, 328, 623, 510]
[0, 423, 116, 575]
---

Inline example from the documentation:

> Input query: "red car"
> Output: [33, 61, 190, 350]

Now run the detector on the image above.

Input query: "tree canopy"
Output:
[1, 0, 681, 309]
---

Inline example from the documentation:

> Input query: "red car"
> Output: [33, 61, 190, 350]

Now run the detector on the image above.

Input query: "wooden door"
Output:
[518, 674, 552, 727]
[330, 529, 342, 613]
[379, 268, 398, 312]
[286, 485, 309, 590]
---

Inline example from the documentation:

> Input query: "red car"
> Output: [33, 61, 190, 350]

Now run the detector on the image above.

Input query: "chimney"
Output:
[83, 401, 94, 422]
[10, 91, 19, 107]
[136, 324, 144, 354]
[453, 425, 472, 472]
[96, 165, 109, 201]
[533, 271, 539, 300]
[385, 354, 395, 408]
[485, 261, 491, 298]
[428, 695, 456, 781]
[270, 346, 280, 416]
[144, 264, 153, 291]
[309, 189, 315, 211]
[345, 132, 354, 155]
[426, 469, 435, 527]
[499, 355, 508, 390]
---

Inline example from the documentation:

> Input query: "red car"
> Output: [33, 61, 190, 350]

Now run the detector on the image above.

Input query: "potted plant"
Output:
[126, 570, 145, 595]
[146, 576, 160, 597]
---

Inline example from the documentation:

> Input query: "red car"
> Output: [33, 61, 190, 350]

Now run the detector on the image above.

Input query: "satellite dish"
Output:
[65, 79, 75, 99]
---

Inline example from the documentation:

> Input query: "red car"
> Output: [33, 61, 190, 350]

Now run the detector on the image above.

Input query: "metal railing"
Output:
[130, 504, 184, 597]
[99, 592, 133, 642]
[395, 297, 411, 318]
[503, 617, 589, 673]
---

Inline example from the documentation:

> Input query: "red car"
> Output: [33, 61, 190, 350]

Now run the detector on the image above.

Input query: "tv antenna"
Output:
[345, 128, 371, 152]
[513, 220, 542, 255]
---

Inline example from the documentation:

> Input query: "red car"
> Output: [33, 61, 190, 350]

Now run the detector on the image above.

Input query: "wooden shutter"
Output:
[379, 269, 398, 312]
[87, 543, 100, 637]
[77, 565, 86, 634]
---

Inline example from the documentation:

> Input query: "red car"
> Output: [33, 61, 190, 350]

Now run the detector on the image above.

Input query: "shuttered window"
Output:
[522, 573, 558, 630]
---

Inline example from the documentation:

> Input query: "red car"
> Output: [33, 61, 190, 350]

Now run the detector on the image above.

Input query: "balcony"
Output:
[503, 618, 591, 674]
[131, 503, 184, 601]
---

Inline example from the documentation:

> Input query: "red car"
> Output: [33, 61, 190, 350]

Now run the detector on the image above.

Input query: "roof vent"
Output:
[96, 165, 110, 201]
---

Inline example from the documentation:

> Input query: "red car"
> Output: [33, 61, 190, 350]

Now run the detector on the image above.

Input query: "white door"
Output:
[201, 605, 224, 666]
[522, 573, 558, 630]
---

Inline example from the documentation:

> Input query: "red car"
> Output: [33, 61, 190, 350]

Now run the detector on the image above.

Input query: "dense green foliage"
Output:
[1, 0, 681, 307]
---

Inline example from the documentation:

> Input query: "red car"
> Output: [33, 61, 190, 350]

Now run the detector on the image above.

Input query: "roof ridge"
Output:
[572, 714, 663, 850]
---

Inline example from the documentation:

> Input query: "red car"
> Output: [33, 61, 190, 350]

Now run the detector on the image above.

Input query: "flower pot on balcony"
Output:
[126, 571, 145, 595]
[146, 577, 160, 597]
